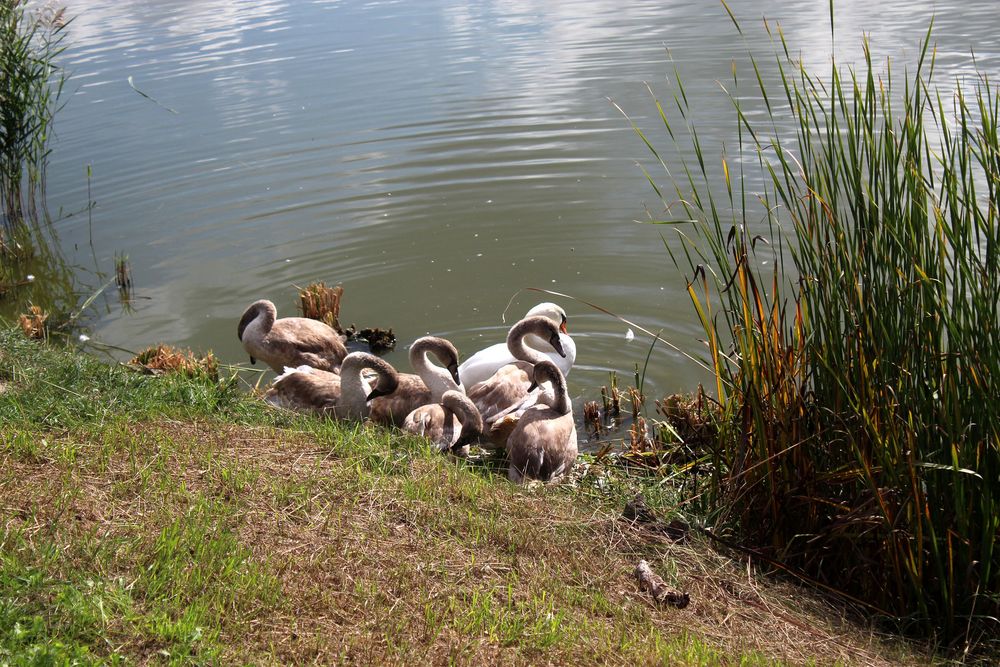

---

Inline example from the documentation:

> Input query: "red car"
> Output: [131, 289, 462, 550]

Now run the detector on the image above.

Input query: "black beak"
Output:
[366, 387, 388, 401]
[448, 362, 461, 386]
[528, 380, 538, 392]
[249, 356, 256, 365]
[549, 334, 567, 358]
[451, 428, 480, 453]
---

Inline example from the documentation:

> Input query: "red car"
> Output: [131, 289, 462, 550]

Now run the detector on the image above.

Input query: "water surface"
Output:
[12, 0, 999, 430]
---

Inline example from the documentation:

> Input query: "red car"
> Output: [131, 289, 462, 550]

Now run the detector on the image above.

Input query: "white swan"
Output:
[457, 302, 576, 388]
[262, 352, 398, 421]
[506, 360, 578, 484]
[465, 315, 566, 432]
[402, 390, 483, 457]
[368, 336, 463, 427]
[237, 299, 347, 373]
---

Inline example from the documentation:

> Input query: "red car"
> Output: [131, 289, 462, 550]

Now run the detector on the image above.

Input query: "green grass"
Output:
[631, 5, 1000, 655]
[0, 327, 930, 664]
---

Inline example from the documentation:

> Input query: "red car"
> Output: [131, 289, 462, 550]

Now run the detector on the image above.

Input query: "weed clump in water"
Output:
[299, 281, 342, 330]
[298, 281, 396, 352]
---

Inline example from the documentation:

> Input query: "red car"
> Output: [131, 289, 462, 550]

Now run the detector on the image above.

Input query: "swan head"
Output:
[528, 359, 564, 393]
[507, 316, 566, 363]
[447, 361, 461, 386]
[237, 299, 275, 341]
[411, 336, 462, 387]
[525, 302, 569, 335]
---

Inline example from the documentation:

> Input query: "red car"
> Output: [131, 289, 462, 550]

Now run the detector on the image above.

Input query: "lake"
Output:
[10, 0, 998, 435]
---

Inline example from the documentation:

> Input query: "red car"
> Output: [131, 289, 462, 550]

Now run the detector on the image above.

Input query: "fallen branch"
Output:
[634, 560, 690, 609]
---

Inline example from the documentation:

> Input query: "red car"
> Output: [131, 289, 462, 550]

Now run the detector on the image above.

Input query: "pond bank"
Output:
[0, 327, 931, 664]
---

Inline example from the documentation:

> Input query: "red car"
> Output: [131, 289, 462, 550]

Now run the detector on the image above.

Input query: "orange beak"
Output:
[559, 321, 568, 334]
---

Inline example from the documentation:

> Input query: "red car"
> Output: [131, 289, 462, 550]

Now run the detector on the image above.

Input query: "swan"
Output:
[457, 302, 576, 388]
[506, 360, 578, 483]
[237, 299, 348, 374]
[368, 336, 463, 427]
[262, 352, 398, 420]
[402, 390, 483, 457]
[466, 315, 565, 431]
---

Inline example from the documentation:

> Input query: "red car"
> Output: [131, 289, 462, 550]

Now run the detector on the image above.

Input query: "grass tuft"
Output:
[130, 343, 219, 381]
[17, 304, 47, 339]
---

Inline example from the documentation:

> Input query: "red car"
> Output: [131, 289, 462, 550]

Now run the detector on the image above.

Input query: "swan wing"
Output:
[457, 342, 514, 387]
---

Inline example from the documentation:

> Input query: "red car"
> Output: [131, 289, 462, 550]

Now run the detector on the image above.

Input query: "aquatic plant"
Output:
[633, 7, 1000, 652]
[114, 251, 133, 302]
[0, 0, 65, 242]
[299, 281, 343, 330]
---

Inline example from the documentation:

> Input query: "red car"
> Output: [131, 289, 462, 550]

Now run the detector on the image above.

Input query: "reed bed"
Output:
[634, 10, 1000, 653]
[0, 0, 65, 237]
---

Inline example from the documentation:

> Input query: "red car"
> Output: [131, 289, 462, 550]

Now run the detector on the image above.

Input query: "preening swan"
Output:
[263, 352, 398, 421]
[237, 299, 348, 373]
[402, 390, 483, 457]
[465, 315, 566, 429]
[506, 360, 578, 483]
[368, 336, 463, 427]
[458, 302, 576, 388]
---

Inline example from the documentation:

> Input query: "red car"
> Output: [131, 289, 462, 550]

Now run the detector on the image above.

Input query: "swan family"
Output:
[238, 300, 578, 483]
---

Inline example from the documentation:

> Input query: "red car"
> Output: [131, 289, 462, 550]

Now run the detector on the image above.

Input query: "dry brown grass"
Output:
[0, 420, 932, 666]
[129, 344, 218, 380]
[17, 304, 47, 339]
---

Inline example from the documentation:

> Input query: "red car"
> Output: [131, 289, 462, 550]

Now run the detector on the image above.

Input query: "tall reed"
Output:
[0, 0, 65, 239]
[635, 9, 999, 650]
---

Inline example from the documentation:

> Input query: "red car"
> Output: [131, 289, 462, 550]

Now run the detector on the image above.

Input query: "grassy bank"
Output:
[0, 328, 928, 664]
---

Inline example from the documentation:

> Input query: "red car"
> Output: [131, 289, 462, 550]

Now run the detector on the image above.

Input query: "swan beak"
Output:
[448, 362, 461, 386]
[559, 320, 568, 334]
[549, 334, 567, 358]
[249, 356, 256, 365]
[366, 387, 388, 401]
[528, 380, 539, 392]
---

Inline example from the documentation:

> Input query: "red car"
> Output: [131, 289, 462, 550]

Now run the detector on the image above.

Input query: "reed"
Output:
[0, 0, 65, 240]
[634, 8, 1000, 650]
[299, 281, 343, 330]
[114, 251, 132, 302]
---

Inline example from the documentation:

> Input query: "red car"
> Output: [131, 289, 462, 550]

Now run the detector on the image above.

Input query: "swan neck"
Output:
[444, 392, 483, 443]
[540, 372, 571, 415]
[508, 320, 552, 365]
[412, 340, 460, 399]
[339, 360, 371, 418]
